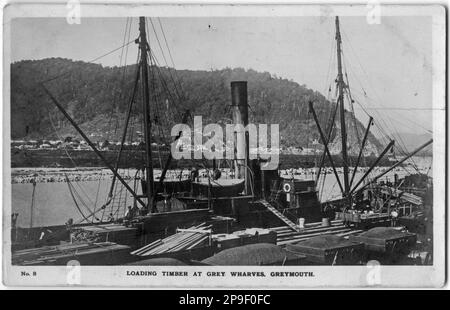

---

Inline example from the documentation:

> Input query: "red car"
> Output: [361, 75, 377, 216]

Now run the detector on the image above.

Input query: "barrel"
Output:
[297, 218, 305, 229]
[321, 217, 330, 227]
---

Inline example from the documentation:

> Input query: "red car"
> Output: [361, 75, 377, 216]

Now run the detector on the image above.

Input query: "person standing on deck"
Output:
[131, 205, 140, 217]
[65, 218, 73, 228]
[390, 208, 399, 227]
[11, 213, 18, 228]
[107, 213, 115, 223]
[190, 166, 199, 182]
[11, 213, 19, 242]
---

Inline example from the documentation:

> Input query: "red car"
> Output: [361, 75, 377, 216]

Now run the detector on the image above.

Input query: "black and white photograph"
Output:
[1, 2, 446, 288]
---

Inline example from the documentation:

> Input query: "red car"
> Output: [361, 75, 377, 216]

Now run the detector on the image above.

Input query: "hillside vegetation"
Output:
[11, 58, 382, 154]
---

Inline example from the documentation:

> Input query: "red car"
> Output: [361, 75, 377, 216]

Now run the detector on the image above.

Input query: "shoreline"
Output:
[11, 162, 432, 184]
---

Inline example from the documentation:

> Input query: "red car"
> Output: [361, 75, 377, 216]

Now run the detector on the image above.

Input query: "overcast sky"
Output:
[11, 16, 433, 136]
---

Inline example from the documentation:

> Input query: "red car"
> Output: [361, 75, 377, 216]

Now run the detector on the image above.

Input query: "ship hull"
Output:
[192, 179, 245, 197]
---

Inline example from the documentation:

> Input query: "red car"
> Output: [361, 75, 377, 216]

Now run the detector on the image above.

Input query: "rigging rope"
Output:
[148, 18, 184, 101]
[339, 33, 426, 174]
[47, 108, 103, 219]
[149, 51, 185, 115]
[109, 17, 133, 137]
[339, 47, 421, 174]
[65, 174, 93, 223]
[340, 31, 430, 137]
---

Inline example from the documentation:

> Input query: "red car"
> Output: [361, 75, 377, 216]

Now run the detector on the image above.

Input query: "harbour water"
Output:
[10, 156, 432, 228]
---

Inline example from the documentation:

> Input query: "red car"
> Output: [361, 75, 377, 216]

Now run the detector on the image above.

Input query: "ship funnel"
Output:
[231, 81, 250, 193]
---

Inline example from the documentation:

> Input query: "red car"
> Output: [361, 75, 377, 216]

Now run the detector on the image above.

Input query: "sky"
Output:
[10, 16, 433, 137]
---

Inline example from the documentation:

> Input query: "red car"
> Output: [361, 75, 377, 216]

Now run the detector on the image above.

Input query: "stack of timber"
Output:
[12, 242, 132, 266]
[205, 215, 236, 234]
[285, 235, 364, 265]
[272, 219, 363, 246]
[131, 223, 212, 260]
[135, 209, 213, 233]
[335, 211, 391, 226]
[70, 224, 138, 247]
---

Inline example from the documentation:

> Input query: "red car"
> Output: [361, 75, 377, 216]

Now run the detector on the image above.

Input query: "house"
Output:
[39, 143, 53, 149]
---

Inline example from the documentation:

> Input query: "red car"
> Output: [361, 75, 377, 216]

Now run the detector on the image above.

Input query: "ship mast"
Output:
[335, 16, 350, 197]
[139, 17, 155, 211]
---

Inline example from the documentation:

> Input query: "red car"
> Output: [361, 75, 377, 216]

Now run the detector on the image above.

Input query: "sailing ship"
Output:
[12, 17, 237, 251]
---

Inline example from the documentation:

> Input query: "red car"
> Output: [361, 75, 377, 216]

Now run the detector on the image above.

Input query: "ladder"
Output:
[268, 181, 283, 207]
[258, 199, 300, 232]
[268, 188, 282, 203]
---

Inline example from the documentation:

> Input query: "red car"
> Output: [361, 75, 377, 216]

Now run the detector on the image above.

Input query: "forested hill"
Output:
[11, 58, 381, 153]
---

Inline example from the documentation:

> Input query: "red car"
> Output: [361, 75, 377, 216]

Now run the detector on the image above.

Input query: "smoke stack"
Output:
[231, 81, 250, 194]
[231, 81, 249, 126]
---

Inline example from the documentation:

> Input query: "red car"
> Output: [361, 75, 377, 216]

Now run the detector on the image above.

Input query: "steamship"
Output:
[11, 16, 433, 267]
